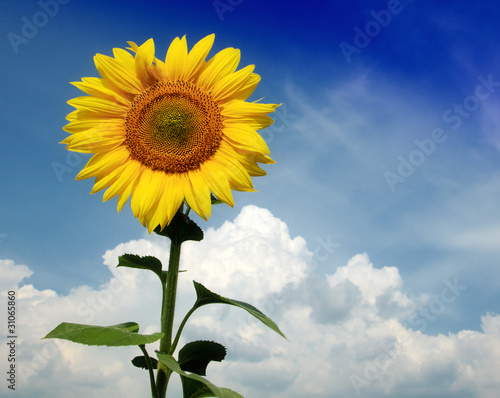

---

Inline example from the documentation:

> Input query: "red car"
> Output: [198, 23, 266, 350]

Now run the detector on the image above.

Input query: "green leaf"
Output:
[43, 322, 163, 347]
[117, 254, 164, 282]
[154, 212, 204, 245]
[131, 355, 158, 370]
[157, 353, 244, 398]
[179, 341, 226, 376]
[193, 282, 286, 339]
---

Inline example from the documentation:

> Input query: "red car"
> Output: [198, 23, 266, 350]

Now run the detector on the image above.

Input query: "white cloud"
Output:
[327, 253, 402, 305]
[1, 205, 499, 398]
[0, 259, 33, 293]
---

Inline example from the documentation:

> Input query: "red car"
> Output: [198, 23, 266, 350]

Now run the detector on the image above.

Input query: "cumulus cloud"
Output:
[1, 205, 499, 398]
[0, 259, 33, 293]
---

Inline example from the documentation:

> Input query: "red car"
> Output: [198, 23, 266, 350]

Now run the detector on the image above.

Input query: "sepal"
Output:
[154, 212, 204, 245]
[210, 193, 224, 205]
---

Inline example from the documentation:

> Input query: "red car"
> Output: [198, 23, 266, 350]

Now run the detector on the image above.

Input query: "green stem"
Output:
[156, 238, 182, 397]
[139, 344, 158, 398]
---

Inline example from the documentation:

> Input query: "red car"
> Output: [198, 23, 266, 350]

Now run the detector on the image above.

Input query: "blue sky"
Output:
[1, 0, 500, 397]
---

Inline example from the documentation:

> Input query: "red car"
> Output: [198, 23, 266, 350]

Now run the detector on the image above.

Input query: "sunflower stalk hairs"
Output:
[43, 35, 284, 397]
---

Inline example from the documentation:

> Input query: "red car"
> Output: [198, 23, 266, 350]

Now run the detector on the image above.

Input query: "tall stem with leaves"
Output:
[43, 201, 285, 398]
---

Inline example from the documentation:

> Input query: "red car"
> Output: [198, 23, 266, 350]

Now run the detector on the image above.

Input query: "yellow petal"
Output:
[64, 136, 124, 154]
[134, 38, 156, 87]
[235, 147, 275, 165]
[153, 58, 168, 82]
[146, 175, 175, 231]
[184, 34, 215, 81]
[199, 161, 234, 206]
[67, 96, 128, 115]
[65, 107, 123, 124]
[63, 118, 124, 134]
[228, 73, 261, 101]
[162, 173, 185, 224]
[212, 150, 254, 192]
[138, 170, 165, 219]
[239, 160, 267, 177]
[143, 174, 168, 231]
[222, 100, 279, 118]
[71, 78, 132, 105]
[91, 162, 128, 193]
[103, 160, 141, 204]
[94, 53, 142, 94]
[127, 41, 139, 53]
[197, 47, 240, 91]
[76, 146, 129, 180]
[223, 115, 276, 130]
[211, 64, 255, 102]
[116, 174, 137, 212]
[223, 123, 271, 154]
[228, 146, 273, 176]
[130, 167, 155, 217]
[164, 36, 188, 81]
[183, 170, 211, 220]
[62, 124, 122, 143]
[112, 48, 136, 72]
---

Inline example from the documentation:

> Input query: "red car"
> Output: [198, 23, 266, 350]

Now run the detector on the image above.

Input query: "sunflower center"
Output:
[125, 81, 223, 174]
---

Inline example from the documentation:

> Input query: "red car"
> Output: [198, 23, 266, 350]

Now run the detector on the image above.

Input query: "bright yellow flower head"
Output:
[62, 35, 278, 233]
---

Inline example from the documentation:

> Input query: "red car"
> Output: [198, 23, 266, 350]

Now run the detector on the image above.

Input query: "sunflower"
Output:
[62, 34, 278, 232]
